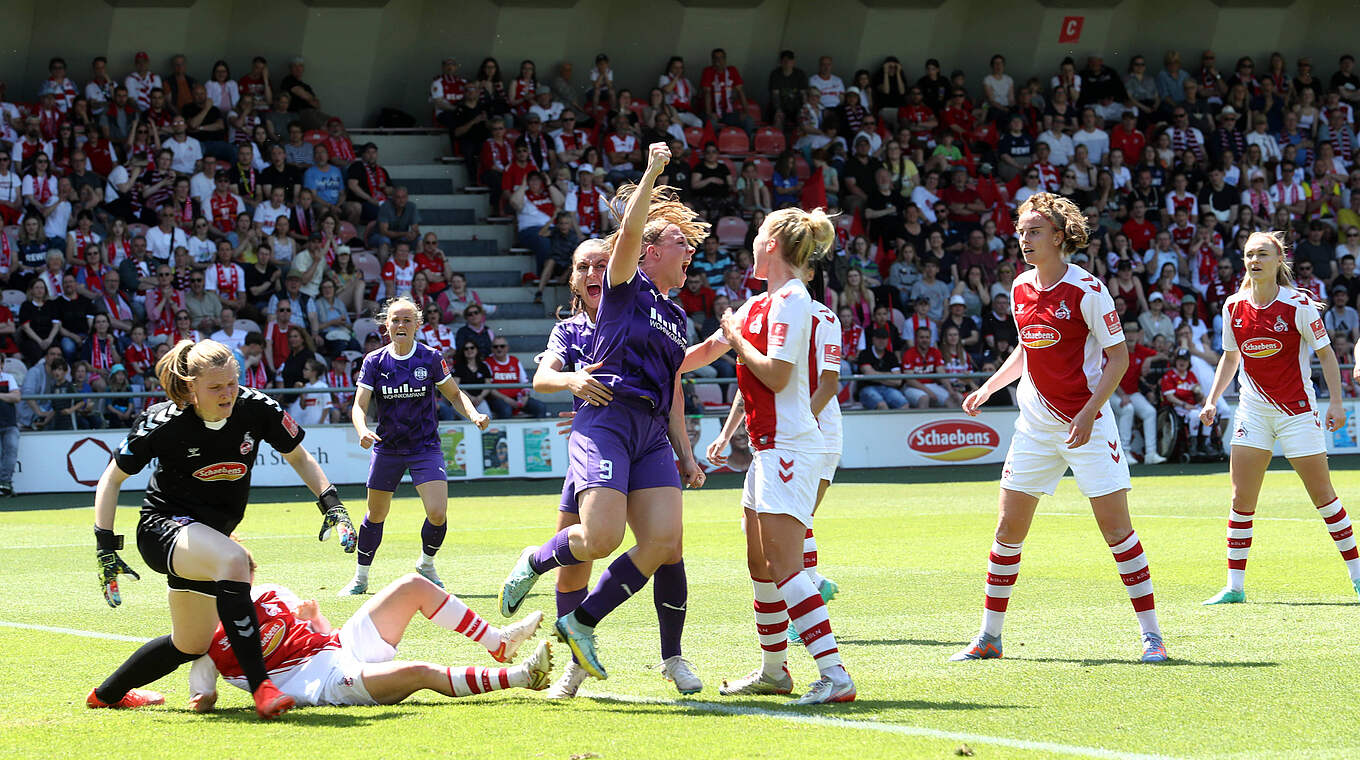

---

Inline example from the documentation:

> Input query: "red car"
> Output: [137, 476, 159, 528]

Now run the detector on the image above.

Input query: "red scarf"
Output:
[102, 292, 132, 323]
[243, 361, 268, 389]
[486, 139, 511, 171]
[576, 188, 600, 232]
[90, 334, 116, 371]
[526, 189, 555, 218]
[0, 229, 12, 270]
[214, 263, 242, 300]
[363, 163, 389, 203]
[324, 135, 354, 162]
[210, 193, 238, 232]
[32, 174, 52, 205]
[293, 204, 313, 237]
[107, 238, 131, 265]
[38, 107, 61, 141]
[176, 199, 194, 227]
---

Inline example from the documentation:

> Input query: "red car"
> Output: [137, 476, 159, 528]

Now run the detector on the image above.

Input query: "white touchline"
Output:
[1038, 512, 1316, 524]
[0, 620, 151, 643]
[583, 691, 1185, 760]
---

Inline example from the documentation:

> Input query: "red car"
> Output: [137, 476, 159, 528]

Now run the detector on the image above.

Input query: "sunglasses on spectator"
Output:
[1349, 232, 1359, 238]
[191, 277, 204, 282]
[463, 345, 477, 351]
[157, 271, 172, 277]
[466, 309, 482, 315]
[492, 344, 508, 349]
[1025, 173, 1038, 179]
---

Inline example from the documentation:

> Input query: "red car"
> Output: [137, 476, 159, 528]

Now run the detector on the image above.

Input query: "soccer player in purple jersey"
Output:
[339, 297, 490, 596]
[498, 143, 706, 684]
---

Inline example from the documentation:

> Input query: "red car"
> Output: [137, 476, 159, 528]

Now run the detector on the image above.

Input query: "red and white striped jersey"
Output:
[1012, 264, 1124, 425]
[205, 262, 245, 301]
[809, 302, 843, 455]
[1222, 286, 1328, 416]
[382, 259, 417, 298]
[207, 584, 338, 691]
[734, 279, 821, 453]
[419, 322, 455, 351]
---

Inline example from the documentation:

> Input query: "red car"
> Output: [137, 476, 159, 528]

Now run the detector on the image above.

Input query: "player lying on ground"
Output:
[341, 296, 491, 595]
[951, 193, 1167, 664]
[87, 339, 357, 720]
[190, 559, 551, 709]
[1198, 230, 1360, 605]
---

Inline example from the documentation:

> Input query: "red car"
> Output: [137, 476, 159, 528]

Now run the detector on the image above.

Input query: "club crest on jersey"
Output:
[414, 366, 428, 381]
[770, 322, 788, 348]
[1240, 337, 1282, 358]
[1054, 300, 1071, 320]
[192, 462, 247, 481]
[1272, 315, 1288, 333]
[240, 433, 254, 456]
[748, 314, 764, 334]
[1019, 324, 1062, 349]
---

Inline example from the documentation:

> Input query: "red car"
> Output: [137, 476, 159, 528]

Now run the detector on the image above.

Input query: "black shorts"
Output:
[136, 512, 218, 597]
[360, 201, 382, 223]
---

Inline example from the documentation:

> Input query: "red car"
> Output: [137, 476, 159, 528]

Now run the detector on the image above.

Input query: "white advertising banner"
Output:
[13, 402, 1360, 493]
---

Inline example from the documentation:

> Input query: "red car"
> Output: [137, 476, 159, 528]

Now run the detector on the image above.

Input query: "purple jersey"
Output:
[591, 268, 686, 414]
[540, 312, 597, 413]
[356, 341, 451, 454]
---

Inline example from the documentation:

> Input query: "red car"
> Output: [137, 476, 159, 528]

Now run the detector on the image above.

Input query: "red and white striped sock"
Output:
[752, 577, 788, 678]
[443, 665, 525, 697]
[427, 593, 503, 655]
[1316, 498, 1360, 581]
[982, 539, 1022, 637]
[1109, 531, 1160, 636]
[1226, 508, 1254, 591]
[778, 572, 843, 676]
[802, 528, 825, 587]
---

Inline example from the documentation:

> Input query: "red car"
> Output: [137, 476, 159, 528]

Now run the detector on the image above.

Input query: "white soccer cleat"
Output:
[337, 576, 368, 596]
[491, 610, 544, 663]
[718, 666, 793, 696]
[415, 562, 444, 589]
[545, 659, 589, 699]
[521, 640, 554, 690]
[792, 669, 856, 705]
[659, 655, 703, 695]
[1143, 451, 1167, 465]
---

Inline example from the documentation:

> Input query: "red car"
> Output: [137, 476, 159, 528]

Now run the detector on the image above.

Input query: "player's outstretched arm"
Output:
[93, 461, 139, 608]
[668, 373, 704, 489]
[283, 446, 357, 553]
[609, 142, 670, 287]
[438, 377, 491, 430]
[1199, 349, 1240, 426]
[705, 394, 745, 467]
[680, 332, 729, 373]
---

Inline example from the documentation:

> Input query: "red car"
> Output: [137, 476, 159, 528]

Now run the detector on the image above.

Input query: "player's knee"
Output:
[581, 528, 624, 560]
[425, 504, 448, 525]
[218, 549, 252, 582]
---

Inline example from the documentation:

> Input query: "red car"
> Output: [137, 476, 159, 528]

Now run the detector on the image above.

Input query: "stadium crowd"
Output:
[1, 47, 1358, 461]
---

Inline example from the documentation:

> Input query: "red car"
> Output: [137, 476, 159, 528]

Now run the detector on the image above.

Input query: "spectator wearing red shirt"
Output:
[485, 337, 547, 419]
[940, 88, 974, 139]
[1201, 256, 1238, 313]
[1161, 348, 1208, 456]
[1109, 111, 1146, 163]
[898, 325, 947, 407]
[701, 48, 755, 134]
[1112, 322, 1164, 464]
[237, 57, 273, 115]
[939, 169, 985, 228]
[1121, 198, 1158, 251]
[677, 269, 716, 318]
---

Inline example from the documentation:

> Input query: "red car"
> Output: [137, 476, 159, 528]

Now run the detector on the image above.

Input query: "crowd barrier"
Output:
[13, 403, 1360, 493]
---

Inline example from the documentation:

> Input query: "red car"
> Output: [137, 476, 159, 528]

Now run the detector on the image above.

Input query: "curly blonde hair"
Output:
[1016, 192, 1089, 257]
[605, 183, 711, 254]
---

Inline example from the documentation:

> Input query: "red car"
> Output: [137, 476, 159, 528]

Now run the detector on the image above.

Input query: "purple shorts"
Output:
[566, 398, 681, 499]
[558, 479, 578, 514]
[367, 447, 448, 492]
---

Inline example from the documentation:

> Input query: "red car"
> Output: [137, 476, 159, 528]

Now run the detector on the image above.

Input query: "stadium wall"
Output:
[20, 403, 1360, 493]
[0, 0, 1355, 130]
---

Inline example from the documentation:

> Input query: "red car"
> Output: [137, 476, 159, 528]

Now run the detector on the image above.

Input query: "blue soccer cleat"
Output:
[818, 577, 839, 603]
[1353, 578, 1360, 600]
[949, 632, 1002, 661]
[499, 546, 541, 618]
[555, 613, 607, 680]
[1141, 632, 1168, 663]
[1202, 587, 1245, 605]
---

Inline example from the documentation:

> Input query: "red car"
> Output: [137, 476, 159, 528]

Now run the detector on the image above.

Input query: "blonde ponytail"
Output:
[1240, 230, 1295, 290]
[156, 339, 238, 408]
[765, 207, 837, 270]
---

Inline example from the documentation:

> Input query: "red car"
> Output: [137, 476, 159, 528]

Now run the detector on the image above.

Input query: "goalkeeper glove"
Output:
[95, 527, 140, 608]
[316, 486, 357, 553]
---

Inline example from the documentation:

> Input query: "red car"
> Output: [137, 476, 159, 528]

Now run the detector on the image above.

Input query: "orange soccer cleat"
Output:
[86, 687, 165, 709]
[252, 679, 295, 720]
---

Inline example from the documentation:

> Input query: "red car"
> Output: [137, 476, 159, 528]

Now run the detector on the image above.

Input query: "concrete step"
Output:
[393, 177, 453, 196]
[464, 270, 527, 288]
[441, 239, 499, 258]
[488, 317, 558, 334]
[386, 162, 463, 180]
[411, 193, 490, 213]
[451, 253, 532, 272]
[422, 208, 475, 226]
[429, 224, 513, 249]
[363, 134, 449, 164]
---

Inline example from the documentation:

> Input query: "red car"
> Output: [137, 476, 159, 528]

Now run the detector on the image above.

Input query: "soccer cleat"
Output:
[1141, 632, 1169, 663]
[499, 546, 542, 618]
[818, 577, 839, 603]
[1202, 587, 1246, 605]
[545, 659, 589, 699]
[86, 687, 165, 709]
[658, 655, 703, 695]
[521, 640, 554, 690]
[337, 576, 368, 596]
[792, 671, 856, 705]
[1354, 578, 1360, 599]
[949, 632, 1003, 661]
[554, 613, 606, 680]
[718, 666, 793, 696]
[491, 610, 543, 663]
[252, 679, 295, 720]
[1143, 451, 1167, 465]
[787, 626, 802, 645]
[415, 563, 444, 589]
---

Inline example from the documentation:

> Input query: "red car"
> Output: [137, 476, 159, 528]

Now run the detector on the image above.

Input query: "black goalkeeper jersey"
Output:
[115, 387, 305, 533]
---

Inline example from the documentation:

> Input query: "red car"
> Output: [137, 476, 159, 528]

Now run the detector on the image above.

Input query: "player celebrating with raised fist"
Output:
[340, 296, 491, 596]
[86, 339, 357, 720]
[498, 142, 706, 684]
[1199, 231, 1359, 604]
[951, 193, 1167, 664]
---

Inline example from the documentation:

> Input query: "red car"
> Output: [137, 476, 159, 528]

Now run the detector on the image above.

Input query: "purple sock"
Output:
[421, 519, 447, 557]
[357, 518, 384, 567]
[574, 552, 648, 628]
[653, 560, 687, 660]
[529, 528, 582, 574]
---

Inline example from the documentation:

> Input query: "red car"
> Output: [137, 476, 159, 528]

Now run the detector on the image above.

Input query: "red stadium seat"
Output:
[683, 126, 706, 150]
[751, 156, 774, 183]
[717, 126, 749, 155]
[303, 129, 326, 145]
[720, 156, 739, 178]
[629, 101, 646, 119]
[505, 128, 522, 145]
[794, 155, 811, 180]
[714, 215, 748, 248]
[745, 101, 764, 125]
[339, 221, 360, 246]
[753, 126, 785, 155]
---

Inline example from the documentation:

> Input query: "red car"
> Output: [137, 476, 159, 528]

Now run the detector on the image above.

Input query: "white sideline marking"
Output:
[0, 620, 151, 643]
[583, 691, 1183, 760]
[1, 619, 1184, 760]
[1038, 512, 1315, 524]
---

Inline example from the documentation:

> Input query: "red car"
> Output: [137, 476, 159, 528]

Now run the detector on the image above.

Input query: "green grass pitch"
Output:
[3, 463, 1359, 760]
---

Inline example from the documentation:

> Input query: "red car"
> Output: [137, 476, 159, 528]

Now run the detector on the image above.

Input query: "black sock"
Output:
[94, 635, 197, 703]
[216, 580, 268, 692]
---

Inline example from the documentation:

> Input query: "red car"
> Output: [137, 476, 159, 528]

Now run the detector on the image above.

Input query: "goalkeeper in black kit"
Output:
[85, 339, 357, 720]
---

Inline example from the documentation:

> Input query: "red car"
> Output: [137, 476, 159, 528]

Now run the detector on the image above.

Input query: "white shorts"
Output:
[1000, 409, 1131, 498]
[273, 606, 396, 707]
[740, 448, 821, 528]
[1230, 404, 1326, 459]
[818, 452, 840, 484]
